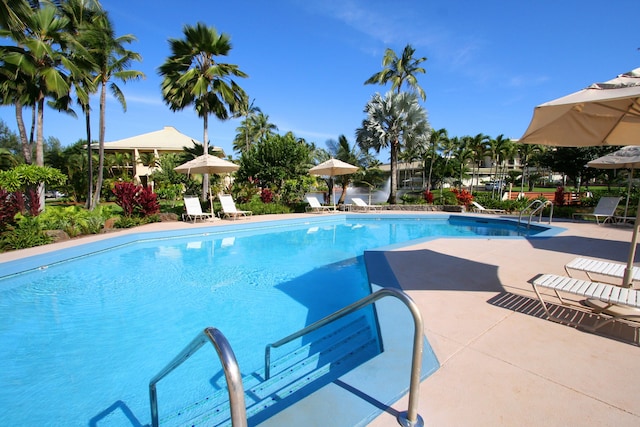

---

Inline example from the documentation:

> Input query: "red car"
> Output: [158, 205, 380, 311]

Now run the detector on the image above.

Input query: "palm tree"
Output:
[233, 111, 277, 154]
[425, 128, 447, 191]
[356, 91, 429, 204]
[466, 133, 489, 193]
[2, 4, 72, 168]
[364, 44, 427, 101]
[0, 0, 32, 38]
[59, 0, 104, 208]
[159, 23, 248, 201]
[86, 12, 143, 209]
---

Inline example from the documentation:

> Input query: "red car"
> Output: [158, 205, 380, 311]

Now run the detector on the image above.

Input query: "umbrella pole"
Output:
[209, 187, 214, 219]
[623, 197, 640, 287]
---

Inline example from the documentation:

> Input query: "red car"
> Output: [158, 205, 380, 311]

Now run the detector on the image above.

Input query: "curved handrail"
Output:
[149, 327, 247, 427]
[518, 199, 553, 227]
[264, 287, 425, 427]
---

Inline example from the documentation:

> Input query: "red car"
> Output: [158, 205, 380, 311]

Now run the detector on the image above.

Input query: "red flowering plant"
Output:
[260, 188, 274, 203]
[554, 186, 565, 206]
[112, 182, 159, 217]
[451, 188, 473, 207]
[423, 189, 434, 203]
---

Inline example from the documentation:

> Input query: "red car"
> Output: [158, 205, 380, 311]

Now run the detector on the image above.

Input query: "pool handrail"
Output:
[149, 327, 247, 427]
[518, 199, 553, 227]
[264, 287, 425, 427]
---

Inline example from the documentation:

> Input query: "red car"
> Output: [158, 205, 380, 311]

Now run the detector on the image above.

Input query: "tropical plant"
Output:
[159, 22, 248, 201]
[237, 132, 312, 196]
[86, 12, 144, 209]
[356, 91, 429, 203]
[0, 213, 51, 251]
[364, 43, 427, 101]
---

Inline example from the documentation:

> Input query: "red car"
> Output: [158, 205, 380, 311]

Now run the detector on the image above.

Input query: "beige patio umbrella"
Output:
[587, 146, 640, 218]
[174, 154, 239, 213]
[309, 158, 359, 207]
[520, 67, 640, 287]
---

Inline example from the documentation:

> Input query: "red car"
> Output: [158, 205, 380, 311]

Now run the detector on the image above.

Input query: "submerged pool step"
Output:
[160, 314, 381, 427]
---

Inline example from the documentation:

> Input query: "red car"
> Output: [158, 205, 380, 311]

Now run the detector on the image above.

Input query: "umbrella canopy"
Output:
[309, 158, 359, 176]
[309, 159, 359, 207]
[520, 68, 640, 147]
[519, 68, 640, 287]
[587, 146, 640, 217]
[174, 154, 239, 175]
[174, 155, 239, 214]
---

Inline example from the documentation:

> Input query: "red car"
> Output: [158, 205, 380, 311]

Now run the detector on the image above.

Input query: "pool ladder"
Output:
[148, 287, 426, 427]
[519, 199, 554, 228]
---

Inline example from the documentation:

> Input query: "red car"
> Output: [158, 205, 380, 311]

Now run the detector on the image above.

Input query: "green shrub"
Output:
[0, 215, 52, 251]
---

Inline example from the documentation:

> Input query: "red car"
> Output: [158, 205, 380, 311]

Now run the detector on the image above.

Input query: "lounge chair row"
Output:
[304, 196, 383, 213]
[182, 194, 252, 223]
[531, 256, 640, 331]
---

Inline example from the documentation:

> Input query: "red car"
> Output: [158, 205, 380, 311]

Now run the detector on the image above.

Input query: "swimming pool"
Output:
[0, 215, 553, 426]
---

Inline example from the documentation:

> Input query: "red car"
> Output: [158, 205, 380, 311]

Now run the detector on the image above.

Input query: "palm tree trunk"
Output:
[202, 111, 209, 202]
[85, 108, 93, 209]
[92, 81, 107, 210]
[388, 138, 399, 204]
[15, 102, 31, 164]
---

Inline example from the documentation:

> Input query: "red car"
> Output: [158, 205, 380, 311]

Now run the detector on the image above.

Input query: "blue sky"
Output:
[1, 0, 638, 161]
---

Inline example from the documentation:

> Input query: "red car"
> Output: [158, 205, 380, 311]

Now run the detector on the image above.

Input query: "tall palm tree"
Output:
[466, 133, 489, 193]
[364, 44, 427, 101]
[159, 23, 248, 201]
[86, 12, 143, 209]
[356, 91, 429, 204]
[425, 128, 447, 191]
[59, 0, 104, 207]
[2, 4, 72, 168]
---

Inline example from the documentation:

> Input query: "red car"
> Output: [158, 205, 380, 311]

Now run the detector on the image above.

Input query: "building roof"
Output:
[99, 126, 223, 154]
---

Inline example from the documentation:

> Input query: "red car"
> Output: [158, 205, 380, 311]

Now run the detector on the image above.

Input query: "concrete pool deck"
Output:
[2, 211, 639, 426]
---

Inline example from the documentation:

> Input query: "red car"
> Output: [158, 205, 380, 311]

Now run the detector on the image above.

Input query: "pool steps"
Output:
[160, 314, 380, 426]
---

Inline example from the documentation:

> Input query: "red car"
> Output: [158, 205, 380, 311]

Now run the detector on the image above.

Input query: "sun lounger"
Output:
[351, 197, 382, 212]
[572, 196, 621, 224]
[531, 273, 640, 330]
[565, 257, 640, 284]
[470, 201, 505, 214]
[219, 194, 252, 220]
[305, 196, 336, 213]
[182, 196, 215, 223]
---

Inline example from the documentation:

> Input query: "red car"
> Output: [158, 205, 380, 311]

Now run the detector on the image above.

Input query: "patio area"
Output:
[1, 212, 638, 426]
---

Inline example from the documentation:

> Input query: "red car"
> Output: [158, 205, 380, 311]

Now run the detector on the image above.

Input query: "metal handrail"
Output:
[264, 287, 425, 427]
[518, 199, 553, 227]
[149, 327, 247, 427]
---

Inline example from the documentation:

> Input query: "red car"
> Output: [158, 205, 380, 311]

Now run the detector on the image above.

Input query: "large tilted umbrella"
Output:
[520, 67, 640, 287]
[587, 146, 640, 218]
[309, 158, 359, 207]
[174, 154, 239, 213]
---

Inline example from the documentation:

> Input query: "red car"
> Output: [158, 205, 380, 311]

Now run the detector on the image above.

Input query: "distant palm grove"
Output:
[0, 1, 625, 251]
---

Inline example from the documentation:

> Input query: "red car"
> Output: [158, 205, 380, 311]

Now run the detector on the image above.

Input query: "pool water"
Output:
[0, 216, 542, 426]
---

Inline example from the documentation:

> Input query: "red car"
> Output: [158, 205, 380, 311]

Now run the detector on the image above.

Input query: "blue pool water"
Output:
[0, 215, 547, 426]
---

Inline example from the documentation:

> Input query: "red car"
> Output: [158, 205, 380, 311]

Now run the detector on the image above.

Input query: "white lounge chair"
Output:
[565, 257, 640, 284]
[531, 273, 640, 331]
[572, 196, 621, 224]
[219, 194, 252, 220]
[470, 201, 505, 214]
[351, 197, 382, 212]
[182, 195, 214, 223]
[305, 196, 336, 213]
